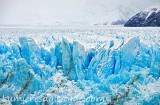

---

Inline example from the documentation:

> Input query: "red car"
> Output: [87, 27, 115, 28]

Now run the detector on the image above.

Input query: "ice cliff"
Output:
[0, 36, 159, 105]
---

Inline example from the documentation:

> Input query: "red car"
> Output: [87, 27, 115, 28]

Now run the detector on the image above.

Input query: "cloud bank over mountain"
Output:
[0, 0, 159, 25]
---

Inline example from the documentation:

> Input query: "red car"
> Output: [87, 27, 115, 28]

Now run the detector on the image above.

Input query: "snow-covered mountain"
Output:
[125, 4, 160, 27]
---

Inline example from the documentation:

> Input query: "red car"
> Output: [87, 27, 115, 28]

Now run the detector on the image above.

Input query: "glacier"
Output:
[0, 28, 160, 105]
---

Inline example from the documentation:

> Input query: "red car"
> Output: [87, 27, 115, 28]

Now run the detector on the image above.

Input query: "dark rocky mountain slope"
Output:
[125, 5, 160, 27]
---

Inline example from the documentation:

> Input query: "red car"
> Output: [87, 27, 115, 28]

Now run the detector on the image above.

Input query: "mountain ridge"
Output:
[124, 4, 160, 27]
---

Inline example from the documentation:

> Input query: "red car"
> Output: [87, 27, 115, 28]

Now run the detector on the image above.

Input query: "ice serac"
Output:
[0, 43, 9, 54]
[121, 37, 140, 70]
[99, 50, 117, 78]
[86, 37, 141, 81]
[40, 48, 51, 65]
[96, 41, 117, 79]
[86, 49, 106, 81]
[150, 43, 160, 79]
[48, 43, 62, 69]
[61, 38, 77, 80]
[0, 58, 43, 104]
[61, 39, 89, 81]
[72, 41, 87, 80]
[12, 59, 42, 97]
[134, 43, 153, 69]
[10, 43, 21, 59]
[50, 47, 57, 68]
[0, 51, 55, 104]
[19, 37, 54, 81]
[54, 43, 62, 68]
[19, 37, 43, 65]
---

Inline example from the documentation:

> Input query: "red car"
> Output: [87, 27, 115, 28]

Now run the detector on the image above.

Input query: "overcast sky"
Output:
[0, 0, 159, 25]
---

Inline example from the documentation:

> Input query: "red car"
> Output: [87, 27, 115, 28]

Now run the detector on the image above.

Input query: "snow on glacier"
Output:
[0, 27, 160, 105]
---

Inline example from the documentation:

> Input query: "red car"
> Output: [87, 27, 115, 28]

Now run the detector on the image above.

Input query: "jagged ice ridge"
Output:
[0, 28, 160, 105]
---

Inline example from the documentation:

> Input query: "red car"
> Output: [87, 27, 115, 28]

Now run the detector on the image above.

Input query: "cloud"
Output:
[0, 0, 159, 25]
